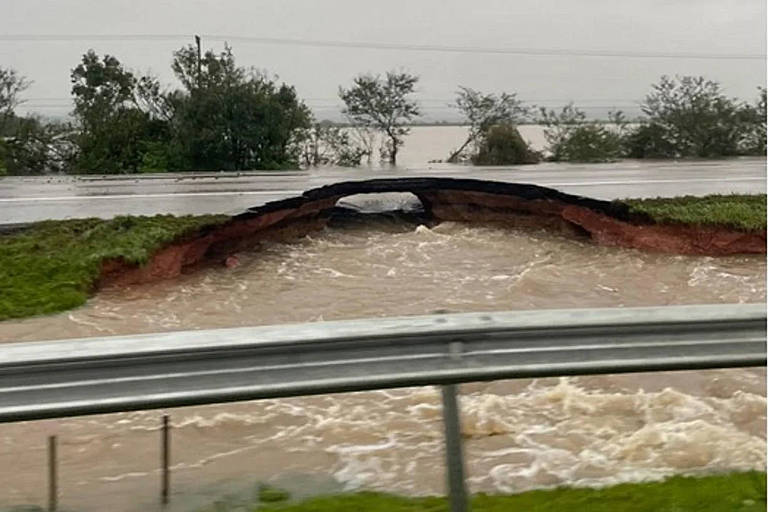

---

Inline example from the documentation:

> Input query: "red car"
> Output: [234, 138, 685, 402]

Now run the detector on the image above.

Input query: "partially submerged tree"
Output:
[339, 71, 420, 165]
[449, 87, 529, 162]
[538, 104, 624, 162]
[347, 123, 377, 165]
[296, 121, 369, 167]
[471, 123, 540, 165]
[0, 67, 30, 133]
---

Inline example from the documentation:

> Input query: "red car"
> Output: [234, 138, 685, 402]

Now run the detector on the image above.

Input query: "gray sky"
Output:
[2, 0, 766, 121]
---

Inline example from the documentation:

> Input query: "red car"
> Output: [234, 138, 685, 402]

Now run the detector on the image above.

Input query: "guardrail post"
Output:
[161, 415, 170, 505]
[47, 435, 57, 512]
[441, 384, 469, 512]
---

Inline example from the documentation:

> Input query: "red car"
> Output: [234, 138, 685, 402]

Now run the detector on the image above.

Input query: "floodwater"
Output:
[396, 124, 548, 166]
[0, 213, 765, 511]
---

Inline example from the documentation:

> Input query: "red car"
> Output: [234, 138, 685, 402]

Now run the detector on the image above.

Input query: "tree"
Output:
[296, 121, 368, 167]
[1, 117, 75, 175]
[0, 67, 30, 158]
[70, 50, 166, 173]
[449, 87, 529, 162]
[339, 71, 420, 165]
[0, 67, 30, 134]
[632, 75, 746, 158]
[0, 67, 31, 174]
[168, 44, 311, 170]
[0, 68, 78, 175]
[347, 123, 377, 165]
[737, 87, 766, 156]
[538, 104, 624, 162]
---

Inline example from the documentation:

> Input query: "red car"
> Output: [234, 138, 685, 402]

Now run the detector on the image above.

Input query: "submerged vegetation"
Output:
[538, 106, 627, 163]
[471, 123, 541, 165]
[0, 214, 227, 320]
[197, 472, 766, 512]
[448, 87, 539, 165]
[444, 76, 766, 165]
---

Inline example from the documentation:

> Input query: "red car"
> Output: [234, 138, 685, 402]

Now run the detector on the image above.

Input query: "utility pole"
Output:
[194, 35, 202, 86]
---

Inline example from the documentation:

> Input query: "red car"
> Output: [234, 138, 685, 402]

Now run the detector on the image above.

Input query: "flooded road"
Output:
[0, 216, 765, 510]
[0, 125, 765, 224]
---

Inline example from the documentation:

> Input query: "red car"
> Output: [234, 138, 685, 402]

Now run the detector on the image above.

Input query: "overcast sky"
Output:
[2, 0, 766, 121]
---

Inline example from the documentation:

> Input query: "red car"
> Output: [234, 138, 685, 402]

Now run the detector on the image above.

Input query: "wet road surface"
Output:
[0, 158, 765, 224]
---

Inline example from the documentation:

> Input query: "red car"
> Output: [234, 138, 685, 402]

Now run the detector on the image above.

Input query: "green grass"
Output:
[620, 194, 767, 231]
[0, 214, 228, 321]
[199, 472, 766, 512]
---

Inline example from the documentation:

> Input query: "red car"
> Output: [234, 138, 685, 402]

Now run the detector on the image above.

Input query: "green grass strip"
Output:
[0, 214, 228, 321]
[203, 472, 766, 512]
[620, 194, 766, 231]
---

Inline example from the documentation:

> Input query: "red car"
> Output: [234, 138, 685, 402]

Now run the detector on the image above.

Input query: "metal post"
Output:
[161, 415, 170, 505]
[47, 435, 57, 512]
[440, 384, 469, 512]
[194, 35, 202, 85]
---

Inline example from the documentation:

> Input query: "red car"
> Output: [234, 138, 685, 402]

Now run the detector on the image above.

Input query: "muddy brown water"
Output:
[0, 215, 765, 511]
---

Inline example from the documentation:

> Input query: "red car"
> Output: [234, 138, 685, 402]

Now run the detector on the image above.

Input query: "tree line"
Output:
[0, 45, 765, 175]
[449, 78, 765, 165]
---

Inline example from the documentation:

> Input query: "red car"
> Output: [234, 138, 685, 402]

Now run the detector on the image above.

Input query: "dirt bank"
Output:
[99, 178, 766, 287]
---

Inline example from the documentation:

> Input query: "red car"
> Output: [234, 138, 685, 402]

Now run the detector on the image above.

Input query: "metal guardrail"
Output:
[0, 304, 765, 511]
[0, 304, 764, 422]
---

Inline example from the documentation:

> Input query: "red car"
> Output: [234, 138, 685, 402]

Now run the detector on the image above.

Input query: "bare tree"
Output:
[0, 67, 31, 133]
[346, 119, 376, 164]
[448, 86, 529, 162]
[339, 71, 420, 165]
[296, 121, 368, 167]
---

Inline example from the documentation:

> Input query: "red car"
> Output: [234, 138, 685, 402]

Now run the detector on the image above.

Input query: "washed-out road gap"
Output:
[0, 158, 764, 224]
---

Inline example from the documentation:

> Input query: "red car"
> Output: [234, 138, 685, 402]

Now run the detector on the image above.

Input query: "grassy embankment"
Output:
[622, 194, 766, 232]
[0, 214, 227, 321]
[0, 194, 764, 321]
[203, 472, 766, 511]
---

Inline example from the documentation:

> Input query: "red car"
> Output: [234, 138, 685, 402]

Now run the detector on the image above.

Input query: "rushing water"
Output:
[0, 215, 765, 511]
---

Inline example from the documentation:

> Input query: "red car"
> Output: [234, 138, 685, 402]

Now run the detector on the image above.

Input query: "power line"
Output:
[27, 96, 641, 102]
[309, 105, 638, 111]
[0, 34, 763, 60]
[23, 97, 643, 108]
[22, 102, 640, 110]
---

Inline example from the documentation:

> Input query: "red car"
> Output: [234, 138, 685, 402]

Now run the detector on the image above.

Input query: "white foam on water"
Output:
[98, 471, 150, 483]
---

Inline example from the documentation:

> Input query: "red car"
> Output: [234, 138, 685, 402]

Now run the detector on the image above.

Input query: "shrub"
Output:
[555, 124, 623, 162]
[296, 122, 369, 168]
[1, 117, 75, 175]
[471, 123, 540, 165]
[539, 104, 625, 162]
